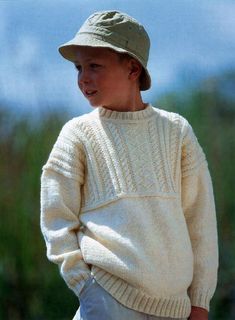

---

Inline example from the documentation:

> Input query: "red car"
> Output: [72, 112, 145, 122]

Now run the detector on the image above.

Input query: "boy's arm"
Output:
[181, 121, 219, 313]
[40, 120, 90, 297]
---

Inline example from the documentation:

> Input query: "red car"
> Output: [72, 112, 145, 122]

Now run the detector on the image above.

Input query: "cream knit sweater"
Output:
[40, 104, 218, 319]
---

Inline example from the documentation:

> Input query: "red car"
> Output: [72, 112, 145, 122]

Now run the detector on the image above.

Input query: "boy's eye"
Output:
[90, 63, 101, 69]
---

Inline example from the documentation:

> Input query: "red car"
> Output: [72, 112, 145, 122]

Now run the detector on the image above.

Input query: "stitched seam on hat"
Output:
[78, 31, 146, 62]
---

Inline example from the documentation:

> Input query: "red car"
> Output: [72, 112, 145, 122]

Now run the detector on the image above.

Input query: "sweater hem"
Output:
[92, 266, 191, 318]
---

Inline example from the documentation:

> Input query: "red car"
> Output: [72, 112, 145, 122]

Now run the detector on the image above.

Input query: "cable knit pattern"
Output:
[40, 104, 218, 319]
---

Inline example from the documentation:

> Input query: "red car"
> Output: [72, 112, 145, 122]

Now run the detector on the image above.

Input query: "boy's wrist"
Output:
[189, 306, 209, 320]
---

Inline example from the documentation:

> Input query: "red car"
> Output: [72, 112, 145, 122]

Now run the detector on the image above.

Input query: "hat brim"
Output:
[58, 34, 151, 91]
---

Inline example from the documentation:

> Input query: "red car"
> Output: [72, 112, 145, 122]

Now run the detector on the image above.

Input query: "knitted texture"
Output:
[40, 105, 218, 319]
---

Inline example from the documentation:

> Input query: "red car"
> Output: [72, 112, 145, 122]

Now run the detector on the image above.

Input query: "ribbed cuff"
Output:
[189, 288, 212, 311]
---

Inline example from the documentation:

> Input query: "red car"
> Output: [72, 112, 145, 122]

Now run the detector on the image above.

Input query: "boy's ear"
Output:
[128, 59, 142, 81]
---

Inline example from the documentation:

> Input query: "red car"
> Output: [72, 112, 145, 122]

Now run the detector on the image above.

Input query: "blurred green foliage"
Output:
[0, 110, 78, 319]
[0, 71, 234, 319]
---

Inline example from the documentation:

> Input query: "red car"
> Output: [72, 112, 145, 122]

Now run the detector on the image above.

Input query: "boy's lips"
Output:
[84, 90, 98, 98]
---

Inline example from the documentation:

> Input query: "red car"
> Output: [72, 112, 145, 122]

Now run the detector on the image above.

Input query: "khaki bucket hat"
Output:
[58, 10, 151, 91]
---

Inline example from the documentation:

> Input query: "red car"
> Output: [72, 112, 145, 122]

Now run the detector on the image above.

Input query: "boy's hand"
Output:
[189, 306, 209, 320]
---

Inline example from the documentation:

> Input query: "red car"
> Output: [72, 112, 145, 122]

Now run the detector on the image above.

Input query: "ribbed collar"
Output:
[96, 104, 155, 121]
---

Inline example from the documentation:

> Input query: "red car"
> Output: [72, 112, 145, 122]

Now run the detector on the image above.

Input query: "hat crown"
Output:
[87, 11, 128, 27]
[78, 10, 150, 65]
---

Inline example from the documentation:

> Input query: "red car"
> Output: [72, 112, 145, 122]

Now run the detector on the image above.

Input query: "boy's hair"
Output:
[58, 10, 151, 91]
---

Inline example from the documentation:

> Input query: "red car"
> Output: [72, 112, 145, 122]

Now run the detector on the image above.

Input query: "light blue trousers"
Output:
[73, 276, 188, 320]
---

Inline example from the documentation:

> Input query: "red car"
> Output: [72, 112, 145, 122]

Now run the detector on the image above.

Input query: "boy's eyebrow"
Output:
[74, 57, 102, 64]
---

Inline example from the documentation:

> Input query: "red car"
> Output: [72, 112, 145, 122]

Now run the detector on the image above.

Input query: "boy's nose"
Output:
[78, 70, 90, 86]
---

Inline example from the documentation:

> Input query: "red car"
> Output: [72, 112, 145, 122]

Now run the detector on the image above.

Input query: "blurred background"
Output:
[0, 0, 234, 319]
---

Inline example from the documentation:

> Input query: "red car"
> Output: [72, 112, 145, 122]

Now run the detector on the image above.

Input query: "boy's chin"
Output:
[87, 100, 101, 108]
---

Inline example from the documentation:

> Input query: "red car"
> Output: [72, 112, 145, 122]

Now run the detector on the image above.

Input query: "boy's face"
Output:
[74, 46, 137, 109]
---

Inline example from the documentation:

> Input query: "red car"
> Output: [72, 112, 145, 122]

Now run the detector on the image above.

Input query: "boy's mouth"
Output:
[85, 90, 97, 97]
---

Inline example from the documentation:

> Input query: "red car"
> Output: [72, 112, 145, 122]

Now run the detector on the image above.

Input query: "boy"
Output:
[40, 10, 218, 320]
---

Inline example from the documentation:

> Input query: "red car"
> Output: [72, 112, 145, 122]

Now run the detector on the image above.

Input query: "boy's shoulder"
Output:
[60, 109, 97, 133]
[152, 106, 189, 131]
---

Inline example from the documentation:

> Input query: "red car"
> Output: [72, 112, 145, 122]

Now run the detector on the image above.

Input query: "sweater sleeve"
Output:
[40, 120, 91, 297]
[181, 121, 219, 311]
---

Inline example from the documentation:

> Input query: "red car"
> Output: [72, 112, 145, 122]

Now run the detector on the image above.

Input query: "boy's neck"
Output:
[101, 90, 146, 112]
